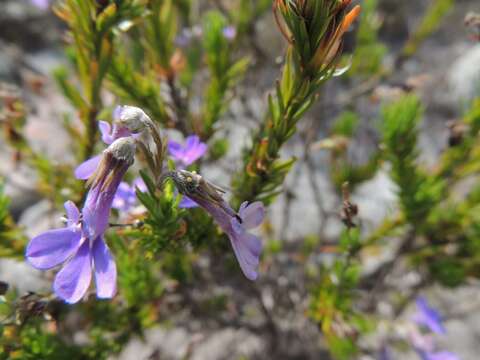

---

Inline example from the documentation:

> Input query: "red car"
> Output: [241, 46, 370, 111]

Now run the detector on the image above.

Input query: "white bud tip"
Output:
[116, 105, 152, 133]
[106, 137, 136, 165]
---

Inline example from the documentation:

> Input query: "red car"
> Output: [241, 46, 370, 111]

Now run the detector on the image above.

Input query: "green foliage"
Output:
[144, 0, 178, 69]
[232, 1, 360, 205]
[108, 54, 168, 124]
[323, 111, 381, 191]
[349, 0, 386, 76]
[430, 258, 466, 287]
[402, 0, 454, 58]
[332, 111, 359, 137]
[229, 0, 272, 37]
[134, 171, 186, 255]
[54, 0, 145, 160]
[202, 11, 250, 139]
[2, 324, 84, 360]
[381, 95, 443, 226]
[0, 182, 25, 258]
[309, 229, 365, 360]
[112, 234, 164, 307]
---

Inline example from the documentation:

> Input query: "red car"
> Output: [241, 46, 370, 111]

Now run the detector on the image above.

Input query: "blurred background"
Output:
[1, 0, 480, 359]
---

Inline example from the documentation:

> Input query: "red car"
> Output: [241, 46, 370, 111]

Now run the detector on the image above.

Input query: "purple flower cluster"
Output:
[25, 106, 150, 303]
[26, 138, 136, 303]
[25, 105, 264, 304]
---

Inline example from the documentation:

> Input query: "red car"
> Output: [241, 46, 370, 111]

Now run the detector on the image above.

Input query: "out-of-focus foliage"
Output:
[201, 11, 250, 139]
[349, 0, 386, 76]
[0, 182, 25, 258]
[402, 0, 454, 59]
[381, 95, 444, 227]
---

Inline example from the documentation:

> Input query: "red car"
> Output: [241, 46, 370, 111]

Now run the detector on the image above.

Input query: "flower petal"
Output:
[414, 297, 446, 334]
[231, 217, 244, 235]
[229, 232, 262, 281]
[53, 241, 92, 304]
[179, 196, 198, 208]
[423, 351, 460, 360]
[26, 228, 82, 270]
[31, 0, 50, 10]
[113, 105, 125, 121]
[239, 202, 265, 229]
[111, 124, 132, 140]
[74, 154, 102, 180]
[133, 177, 147, 193]
[112, 182, 133, 211]
[92, 238, 117, 299]
[64, 201, 80, 225]
[99, 121, 113, 144]
[185, 135, 200, 149]
[184, 142, 207, 165]
[168, 140, 185, 160]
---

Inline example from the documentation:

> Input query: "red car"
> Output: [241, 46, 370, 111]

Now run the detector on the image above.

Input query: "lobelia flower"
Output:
[417, 350, 460, 360]
[413, 297, 446, 334]
[222, 26, 237, 40]
[168, 135, 207, 168]
[168, 135, 208, 208]
[26, 137, 136, 303]
[75, 106, 150, 180]
[31, 0, 50, 10]
[112, 177, 147, 213]
[409, 297, 459, 360]
[166, 170, 264, 280]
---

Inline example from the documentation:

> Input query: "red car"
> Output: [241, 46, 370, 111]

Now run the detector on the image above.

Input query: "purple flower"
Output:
[379, 346, 391, 360]
[222, 26, 237, 40]
[75, 106, 148, 180]
[407, 297, 459, 360]
[26, 138, 136, 304]
[112, 178, 147, 213]
[168, 135, 207, 209]
[167, 170, 264, 280]
[413, 297, 446, 334]
[31, 0, 50, 10]
[178, 196, 198, 208]
[168, 135, 207, 168]
[418, 350, 460, 360]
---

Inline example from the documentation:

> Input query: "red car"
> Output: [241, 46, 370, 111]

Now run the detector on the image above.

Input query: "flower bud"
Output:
[114, 106, 152, 133]
[106, 136, 136, 166]
[88, 137, 136, 191]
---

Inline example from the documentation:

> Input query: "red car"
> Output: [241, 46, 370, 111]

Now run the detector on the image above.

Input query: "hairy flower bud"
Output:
[106, 136, 136, 165]
[88, 137, 136, 191]
[114, 106, 152, 133]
